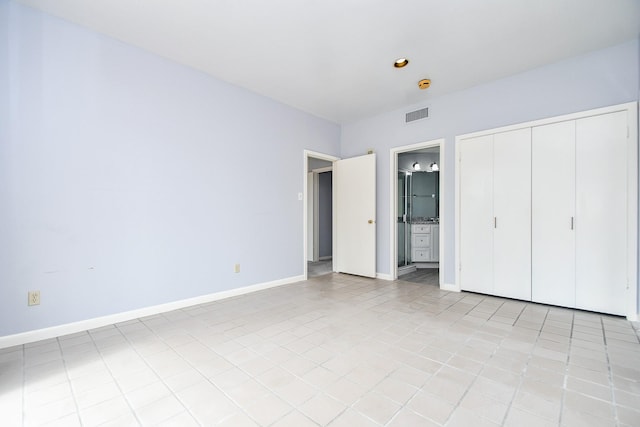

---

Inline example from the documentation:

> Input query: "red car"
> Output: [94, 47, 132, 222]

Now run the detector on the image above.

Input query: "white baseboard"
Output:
[0, 275, 304, 349]
[440, 282, 460, 292]
[376, 272, 394, 281]
[627, 313, 639, 322]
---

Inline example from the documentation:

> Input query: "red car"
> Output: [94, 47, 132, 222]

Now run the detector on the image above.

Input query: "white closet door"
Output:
[459, 135, 493, 294]
[493, 128, 532, 300]
[532, 121, 576, 307]
[575, 111, 628, 315]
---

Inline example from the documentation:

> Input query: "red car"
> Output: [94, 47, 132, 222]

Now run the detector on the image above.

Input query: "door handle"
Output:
[368, 219, 374, 224]
[494, 217, 497, 228]
[571, 217, 574, 230]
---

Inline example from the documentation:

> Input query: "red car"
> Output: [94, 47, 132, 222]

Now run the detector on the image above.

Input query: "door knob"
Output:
[368, 219, 374, 224]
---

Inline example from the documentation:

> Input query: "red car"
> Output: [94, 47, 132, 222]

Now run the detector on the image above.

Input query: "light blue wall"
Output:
[2, 0, 639, 337]
[341, 39, 640, 287]
[0, 2, 340, 336]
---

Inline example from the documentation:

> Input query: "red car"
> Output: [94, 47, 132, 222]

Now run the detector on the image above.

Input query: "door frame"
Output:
[303, 150, 339, 279]
[309, 166, 333, 262]
[390, 138, 447, 287]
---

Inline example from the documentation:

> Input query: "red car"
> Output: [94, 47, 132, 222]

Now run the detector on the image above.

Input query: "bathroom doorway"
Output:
[390, 139, 444, 286]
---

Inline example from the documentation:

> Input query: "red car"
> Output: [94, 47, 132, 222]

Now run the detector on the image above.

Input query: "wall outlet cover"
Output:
[28, 290, 41, 306]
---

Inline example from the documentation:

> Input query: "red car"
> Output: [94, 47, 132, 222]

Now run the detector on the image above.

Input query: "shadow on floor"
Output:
[308, 259, 333, 278]
[398, 268, 439, 286]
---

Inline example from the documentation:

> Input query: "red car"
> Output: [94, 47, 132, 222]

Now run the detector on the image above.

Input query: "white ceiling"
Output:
[14, 0, 640, 123]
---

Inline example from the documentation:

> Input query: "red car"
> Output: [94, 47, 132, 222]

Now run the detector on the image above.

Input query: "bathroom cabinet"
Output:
[411, 224, 439, 262]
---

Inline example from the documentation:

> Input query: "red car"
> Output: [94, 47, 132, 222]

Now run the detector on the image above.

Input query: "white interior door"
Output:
[334, 154, 376, 278]
[459, 136, 494, 293]
[575, 111, 628, 315]
[532, 121, 576, 307]
[493, 128, 532, 300]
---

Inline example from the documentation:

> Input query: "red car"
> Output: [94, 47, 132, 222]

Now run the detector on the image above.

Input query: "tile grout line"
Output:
[57, 336, 83, 426]
[305, 301, 422, 427]
[10, 278, 640, 427]
[601, 316, 620, 427]
[557, 310, 575, 427]
[266, 286, 428, 426]
[431, 297, 523, 427]
[631, 320, 640, 344]
[118, 317, 236, 426]
[510, 301, 530, 327]
[20, 344, 25, 427]
[314, 286, 465, 426]
[85, 329, 145, 426]
[234, 324, 343, 426]
[139, 309, 328, 426]
[497, 305, 552, 427]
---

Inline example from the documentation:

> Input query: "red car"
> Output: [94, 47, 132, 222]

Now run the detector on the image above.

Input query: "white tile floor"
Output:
[1, 273, 639, 426]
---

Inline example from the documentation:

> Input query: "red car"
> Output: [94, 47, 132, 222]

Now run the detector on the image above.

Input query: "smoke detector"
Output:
[418, 79, 431, 90]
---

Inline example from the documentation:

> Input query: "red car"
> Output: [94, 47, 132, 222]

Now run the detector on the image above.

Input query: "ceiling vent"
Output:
[406, 107, 429, 123]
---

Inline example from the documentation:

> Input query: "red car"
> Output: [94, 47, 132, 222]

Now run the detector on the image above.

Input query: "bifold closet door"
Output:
[459, 135, 493, 294]
[575, 111, 628, 315]
[493, 129, 531, 300]
[532, 121, 576, 308]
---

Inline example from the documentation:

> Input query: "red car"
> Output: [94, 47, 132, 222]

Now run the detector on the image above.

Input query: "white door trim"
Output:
[389, 138, 446, 288]
[309, 166, 333, 262]
[303, 150, 339, 280]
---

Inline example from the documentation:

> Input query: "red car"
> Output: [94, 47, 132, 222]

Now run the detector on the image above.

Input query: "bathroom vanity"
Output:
[411, 222, 439, 262]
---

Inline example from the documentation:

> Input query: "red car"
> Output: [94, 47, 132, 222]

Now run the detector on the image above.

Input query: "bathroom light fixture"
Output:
[394, 58, 409, 68]
[430, 162, 439, 172]
[412, 162, 421, 171]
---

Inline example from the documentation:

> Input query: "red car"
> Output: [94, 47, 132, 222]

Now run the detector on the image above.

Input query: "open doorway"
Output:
[390, 139, 444, 287]
[304, 150, 339, 278]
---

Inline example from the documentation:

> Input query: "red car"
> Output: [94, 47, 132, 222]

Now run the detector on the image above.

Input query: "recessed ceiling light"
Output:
[394, 58, 409, 68]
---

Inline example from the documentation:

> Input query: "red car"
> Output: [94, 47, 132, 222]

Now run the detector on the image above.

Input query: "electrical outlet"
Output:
[28, 290, 40, 306]
[234, 264, 240, 273]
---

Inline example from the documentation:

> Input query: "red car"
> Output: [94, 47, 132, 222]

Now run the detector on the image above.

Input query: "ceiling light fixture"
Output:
[430, 162, 439, 172]
[418, 79, 431, 89]
[412, 162, 421, 171]
[394, 58, 409, 68]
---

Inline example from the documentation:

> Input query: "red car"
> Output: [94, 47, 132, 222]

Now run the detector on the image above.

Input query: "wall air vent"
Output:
[406, 107, 429, 123]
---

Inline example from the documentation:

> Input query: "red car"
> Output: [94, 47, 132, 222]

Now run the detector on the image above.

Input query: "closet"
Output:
[457, 103, 637, 317]
[459, 129, 531, 301]
[532, 111, 629, 314]
[531, 121, 575, 308]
